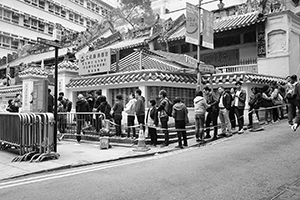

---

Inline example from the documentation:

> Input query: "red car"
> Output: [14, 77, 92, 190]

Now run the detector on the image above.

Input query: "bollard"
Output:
[133, 124, 150, 152]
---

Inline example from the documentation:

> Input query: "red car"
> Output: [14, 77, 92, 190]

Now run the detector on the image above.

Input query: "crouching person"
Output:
[172, 97, 189, 148]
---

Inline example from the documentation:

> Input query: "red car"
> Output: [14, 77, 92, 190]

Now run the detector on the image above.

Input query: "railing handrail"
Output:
[217, 63, 257, 70]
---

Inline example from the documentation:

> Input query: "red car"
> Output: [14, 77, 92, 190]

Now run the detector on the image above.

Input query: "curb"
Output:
[0, 146, 179, 182]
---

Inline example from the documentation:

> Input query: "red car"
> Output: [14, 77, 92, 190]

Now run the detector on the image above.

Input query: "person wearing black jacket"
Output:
[218, 86, 232, 137]
[76, 94, 90, 143]
[146, 99, 159, 146]
[203, 86, 219, 140]
[93, 90, 102, 133]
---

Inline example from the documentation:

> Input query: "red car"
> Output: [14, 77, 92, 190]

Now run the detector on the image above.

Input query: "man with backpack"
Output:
[158, 89, 172, 147]
[135, 89, 145, 132]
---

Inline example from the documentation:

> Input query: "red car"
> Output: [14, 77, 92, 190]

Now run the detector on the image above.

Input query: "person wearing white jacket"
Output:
[124, 92, 137, 138]
[194, 91, 209, 142]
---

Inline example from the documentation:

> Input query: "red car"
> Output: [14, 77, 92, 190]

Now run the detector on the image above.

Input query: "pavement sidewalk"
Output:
[0, 120, 281, 182]
[0, 137, 201, 181]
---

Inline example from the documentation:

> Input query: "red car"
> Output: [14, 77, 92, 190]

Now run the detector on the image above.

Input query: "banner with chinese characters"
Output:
[202, 9, 214, 49]
[186, 3, 199, 45]
[78, 49, 111, 75]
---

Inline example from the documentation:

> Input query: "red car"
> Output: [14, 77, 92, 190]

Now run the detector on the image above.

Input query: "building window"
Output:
[80, 18, 84, 25]
[38, 21, 45, 32]
[31, 18, 38, 30]
[181, 43, 190, 53]
[86, 20, 90, 27]
[48, 24, 53, 35]
[12, 12, 20, 24]
[24, 15, 30, 27]
[96, 7, 99, 13]
[2, 36, 11, 48]
[49, 3, 54, 13]
[87, 2, 91, 9]
[39, 0, 45, 9]
[3, 10, 11, 22]
[80, 0, 84, 5]
[32, 0, 38, 6]
[55, 6, 60, 15]
[149, 86, 196, 107]
[11, 38, 19, 49]
[74, 14, 79, 23]
[69, 13, 74, 21]
[61, 9, 66, 18]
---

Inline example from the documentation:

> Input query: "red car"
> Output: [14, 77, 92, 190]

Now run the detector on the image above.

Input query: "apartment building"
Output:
[0, 0, 115, 57]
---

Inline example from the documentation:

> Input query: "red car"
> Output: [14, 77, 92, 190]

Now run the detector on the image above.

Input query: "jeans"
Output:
[195, 113, 205, 139]
[160, 118, 169, 145]
[114, 114, 122, 137]
[288, 102, 296, 125]
[175, 120, 187, 147]
[219, 109, 231, 134]
[95, 114, 102, 133]
[205, 111, 219, 138]
[265, 108, 273, 123]
[76, 114, 86, 142]
[137, 115, 145, 132]
[234, 107, 244, 131]
[229, 107, 236, 129]
[127, 115, 136, 138]
[148, 127, 157, 145]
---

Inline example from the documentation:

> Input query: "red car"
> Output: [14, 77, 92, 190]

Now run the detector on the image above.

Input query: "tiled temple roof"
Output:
[159, 12, 266, 42]
[0, 85, 22, 96]
[56, 60, 78, 71]
[102, 36, 149, 51]
[18, 67, 48, 77]
[66, 70, 197, 88]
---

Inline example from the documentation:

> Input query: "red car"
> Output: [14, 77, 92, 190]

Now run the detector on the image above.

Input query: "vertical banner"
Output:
[202, 9, 214, 49]
[186, 3, 199, 45]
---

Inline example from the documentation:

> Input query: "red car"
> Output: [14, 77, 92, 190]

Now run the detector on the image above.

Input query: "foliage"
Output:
[108, 0, 156, 29]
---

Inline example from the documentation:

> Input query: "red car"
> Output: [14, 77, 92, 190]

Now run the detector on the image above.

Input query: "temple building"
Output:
[0, 0, 298, 124]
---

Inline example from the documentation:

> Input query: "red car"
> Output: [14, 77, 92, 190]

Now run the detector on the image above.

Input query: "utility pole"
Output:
[196, 0, 202, 92]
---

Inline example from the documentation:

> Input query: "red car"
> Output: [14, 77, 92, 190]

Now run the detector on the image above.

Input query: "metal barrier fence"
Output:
[0, 113, 60, 162]
[57, 112, 110, 141]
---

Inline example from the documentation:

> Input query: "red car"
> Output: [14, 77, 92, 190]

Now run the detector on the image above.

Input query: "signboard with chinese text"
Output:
[186, 3, 200, 45]
[202, 9, 214, 49]
[78, 49, 111, 75]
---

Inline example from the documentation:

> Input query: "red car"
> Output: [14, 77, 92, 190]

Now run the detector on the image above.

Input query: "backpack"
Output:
[164, 99, 173, 117]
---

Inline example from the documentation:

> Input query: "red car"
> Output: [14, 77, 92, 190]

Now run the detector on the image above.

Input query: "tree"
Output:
[109, 0, 156, 29]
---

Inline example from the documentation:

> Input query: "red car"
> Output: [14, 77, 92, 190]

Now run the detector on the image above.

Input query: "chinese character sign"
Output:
[78, 49, 111, 75]
[186, 3, 199, 46]
[202, 9, 214, 49]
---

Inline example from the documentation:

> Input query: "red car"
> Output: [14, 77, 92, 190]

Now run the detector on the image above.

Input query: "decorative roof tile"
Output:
[103, 37, 149, 51]
[56, 60, 79, 71]
[18, 67, 48, 78]
[159, 12, 266, 42]
[0, 85, 22, 96]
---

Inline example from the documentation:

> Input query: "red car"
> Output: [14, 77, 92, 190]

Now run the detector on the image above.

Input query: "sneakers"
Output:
[175, 145, 183, 149]
[238, 130, 244, 134]
[160, 143, 169, 147]
[291, 124, 298, 131]
[204, 134, 211, 139]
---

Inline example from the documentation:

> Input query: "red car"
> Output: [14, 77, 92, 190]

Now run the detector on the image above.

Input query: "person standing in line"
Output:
[173, 97, 189, 148]
[112, 94, 124, 137]
[233, 81, 247, 134]
[75, 94, 90, 143]
[146, 99, 159, 146]
[157, 89, 170, 147]
[93, 90, 102, 134]
[218, 86, 232, 137]
[286, 75, 298, 126]
[203, 86, 219, 140]
[48, 89, 54, 113]
[86, 91, 95, 125]
[229, 88, 236, 132]
[194, 91, 209, 142]
[124, 92, 137, 138]
[248, 87, 262, 128]
[135, 89, 146, 132]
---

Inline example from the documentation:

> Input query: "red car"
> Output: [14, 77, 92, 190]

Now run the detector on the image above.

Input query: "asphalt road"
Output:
[1, 122, 300, 200]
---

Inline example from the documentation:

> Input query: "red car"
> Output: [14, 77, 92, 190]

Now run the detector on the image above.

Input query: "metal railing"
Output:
[217, 64, 258, 74]
[0, 113, 59, 162]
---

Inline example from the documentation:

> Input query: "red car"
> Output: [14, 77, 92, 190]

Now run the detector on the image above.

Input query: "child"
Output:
[172, 97, 189, 148]
[112, 94, 124, 137]
[124, 92, 137, 138]
[146, 99, 158, 146]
